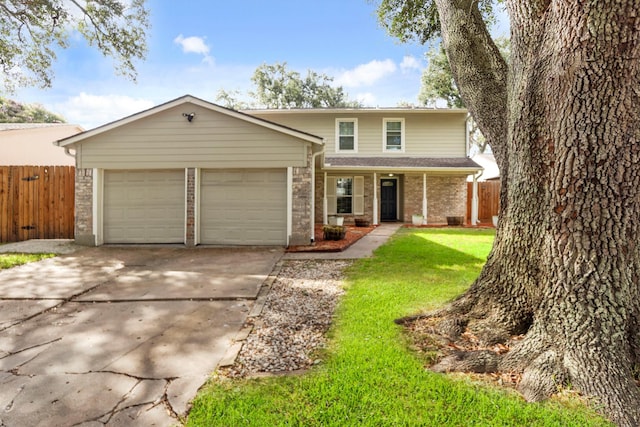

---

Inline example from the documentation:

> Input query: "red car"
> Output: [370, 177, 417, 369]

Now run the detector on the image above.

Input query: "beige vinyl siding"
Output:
[76, 103, 310, 169]
[250, 111, 467, 157]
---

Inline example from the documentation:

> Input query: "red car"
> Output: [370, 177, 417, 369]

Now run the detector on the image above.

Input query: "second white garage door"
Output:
[104, 170, 185, 244]
[200, 169, 287, 245]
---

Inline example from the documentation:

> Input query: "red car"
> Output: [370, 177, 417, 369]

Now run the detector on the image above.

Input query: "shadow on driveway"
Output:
[0, 246, 282, 426]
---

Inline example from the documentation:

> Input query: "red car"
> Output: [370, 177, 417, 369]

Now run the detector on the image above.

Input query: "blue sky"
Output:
[12, 1, 508, 129]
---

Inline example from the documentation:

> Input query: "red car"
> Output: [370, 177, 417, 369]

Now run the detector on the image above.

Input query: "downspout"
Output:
[64, 147, 76, 158]
[54, 140, 76, 159]
[471, 169, 484, 226]
[310, 148, 324, 243]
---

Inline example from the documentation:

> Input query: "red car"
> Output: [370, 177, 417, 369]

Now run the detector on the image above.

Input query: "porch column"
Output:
[472, 174, 479, 226]
[422, 173, 428, 224]
[323, 172, 328, 224]
[373, 172, 379, 225]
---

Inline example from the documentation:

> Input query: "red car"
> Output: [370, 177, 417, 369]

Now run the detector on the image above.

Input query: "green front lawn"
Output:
[187, 228, 611, 427]
[0, 253, 55, 269]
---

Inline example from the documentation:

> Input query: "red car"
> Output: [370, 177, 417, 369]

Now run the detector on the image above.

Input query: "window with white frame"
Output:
[326, 176, 364, 216]
[336, 119, 357, 152]
[383, 118, 405, 152]
[336, 177, 353, 213]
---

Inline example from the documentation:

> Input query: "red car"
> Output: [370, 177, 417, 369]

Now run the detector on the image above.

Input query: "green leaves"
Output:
[249, 62, 361, 109]
[0, 96, 65, 122]
[0, 0, 149, 92]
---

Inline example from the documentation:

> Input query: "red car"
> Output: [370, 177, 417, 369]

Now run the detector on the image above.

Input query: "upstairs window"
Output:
[336, 119, 357, 152]
[383, 118, 405, 152]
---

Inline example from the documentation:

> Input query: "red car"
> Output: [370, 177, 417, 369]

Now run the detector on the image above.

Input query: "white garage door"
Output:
[200, 169, 287, 245]
[104, 170, 185, 244]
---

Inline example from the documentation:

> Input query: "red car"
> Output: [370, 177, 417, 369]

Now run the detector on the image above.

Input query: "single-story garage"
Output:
[56, 95, 323, 247]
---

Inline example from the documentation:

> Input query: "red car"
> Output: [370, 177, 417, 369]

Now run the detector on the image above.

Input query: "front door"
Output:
[380, 178, 398, 221]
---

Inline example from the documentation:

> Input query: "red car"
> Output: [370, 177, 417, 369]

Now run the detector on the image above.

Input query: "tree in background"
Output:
[419, 38, 509, 154]
[378, 1, 640, 425]
[0, 97, 65, 123]
[217, 62, 361, 109]
[0, 0, 149, 92]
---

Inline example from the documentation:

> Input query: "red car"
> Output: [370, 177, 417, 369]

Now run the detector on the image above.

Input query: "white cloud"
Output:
[55, 92, 155, 129]
[355, 92, 377, 106]
[174, 34, 210, 55]
[173, 34, 214, 65]
[400, 55, 422, 72]
[335, 59, 397, 88]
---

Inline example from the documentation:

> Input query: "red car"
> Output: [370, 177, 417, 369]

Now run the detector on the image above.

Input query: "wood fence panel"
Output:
[0, 166, 75, 243]
[467, 181, 501, 224]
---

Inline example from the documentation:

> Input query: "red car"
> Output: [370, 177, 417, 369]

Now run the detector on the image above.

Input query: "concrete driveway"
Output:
[0, 246, 283, 426]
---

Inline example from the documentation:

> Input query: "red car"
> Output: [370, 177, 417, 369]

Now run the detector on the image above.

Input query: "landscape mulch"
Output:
[287, 224, 376, 252]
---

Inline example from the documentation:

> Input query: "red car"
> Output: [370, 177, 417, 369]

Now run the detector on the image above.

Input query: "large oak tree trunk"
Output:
[422, 1, 640, 425]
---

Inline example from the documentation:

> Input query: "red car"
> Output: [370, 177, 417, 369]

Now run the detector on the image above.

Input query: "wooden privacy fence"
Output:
[0, 166, 75, 243]
[467, 180, 501, 224]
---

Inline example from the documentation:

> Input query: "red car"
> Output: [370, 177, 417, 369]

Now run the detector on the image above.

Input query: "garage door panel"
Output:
[200, 169, 286, 245]
[104, 170, 185, 244]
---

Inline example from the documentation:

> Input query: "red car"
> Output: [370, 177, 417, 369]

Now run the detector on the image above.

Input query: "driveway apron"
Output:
[0, 246, 282, 427]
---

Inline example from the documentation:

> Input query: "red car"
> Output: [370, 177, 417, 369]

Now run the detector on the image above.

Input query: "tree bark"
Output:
[425, 1, 640, 425]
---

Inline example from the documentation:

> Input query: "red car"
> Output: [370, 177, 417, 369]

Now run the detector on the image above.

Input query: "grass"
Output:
[0, 253, 55, 269]
[186, 228, 612, 427]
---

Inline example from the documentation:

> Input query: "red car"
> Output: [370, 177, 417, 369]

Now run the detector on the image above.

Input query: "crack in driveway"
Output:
[0, 246, 282, 426]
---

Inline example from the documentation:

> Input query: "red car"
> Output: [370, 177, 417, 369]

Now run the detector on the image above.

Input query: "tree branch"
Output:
[433, 0, 508, 155]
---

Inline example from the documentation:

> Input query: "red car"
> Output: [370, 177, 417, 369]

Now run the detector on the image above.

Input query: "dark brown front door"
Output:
[380, 179, 397, 221]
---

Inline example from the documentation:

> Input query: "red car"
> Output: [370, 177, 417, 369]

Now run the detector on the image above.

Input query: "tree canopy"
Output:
[419, 37, 509, 109]
[216, 62, 361, 109]
[0, 0, 150, 92]
[0, 97, 65, 123]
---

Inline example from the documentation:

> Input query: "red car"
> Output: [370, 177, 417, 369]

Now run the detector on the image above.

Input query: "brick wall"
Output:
[402, 174, 468, 224]
[426, 175, 468, 224]
[186, 168, 196, 246]
[403, 174, 424, 222]
[75, 168, 94, 246]
[290, 149, 313, 245]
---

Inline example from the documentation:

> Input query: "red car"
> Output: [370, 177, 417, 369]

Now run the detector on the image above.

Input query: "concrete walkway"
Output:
[283, 222, 402, 260]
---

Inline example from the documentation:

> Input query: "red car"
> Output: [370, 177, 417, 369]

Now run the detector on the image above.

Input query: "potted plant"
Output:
[411, 214, 424, 226]
[354, 217, 370, 227]
[328, 215, 344, 226]
[446, 216, 464, 226]
[323, 225, 346, 240]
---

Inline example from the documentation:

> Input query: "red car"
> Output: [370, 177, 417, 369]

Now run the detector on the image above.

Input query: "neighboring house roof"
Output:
[56, 94, 324, 148]
[324, 156, 482, 173]
[0, 123, 83, 166]
[471, 153, 500, 180]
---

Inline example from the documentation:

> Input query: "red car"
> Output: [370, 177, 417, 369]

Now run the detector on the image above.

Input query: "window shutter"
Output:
[326, 176, 337, 215]
[354, 176, 364, 215]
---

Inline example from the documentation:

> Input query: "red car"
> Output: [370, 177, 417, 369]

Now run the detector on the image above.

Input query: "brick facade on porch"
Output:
[403, 174, 468, 224]
[75, 168, 94, 246]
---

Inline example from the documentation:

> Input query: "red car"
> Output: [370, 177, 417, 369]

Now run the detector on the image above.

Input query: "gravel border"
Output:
[219, 259, 352, 378]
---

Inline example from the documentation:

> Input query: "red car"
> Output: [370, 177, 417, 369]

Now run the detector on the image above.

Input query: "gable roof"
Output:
[56, 95, 324, 147]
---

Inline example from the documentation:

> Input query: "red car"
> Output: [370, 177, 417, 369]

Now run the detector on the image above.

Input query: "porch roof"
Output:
[323, 156, 482, 174]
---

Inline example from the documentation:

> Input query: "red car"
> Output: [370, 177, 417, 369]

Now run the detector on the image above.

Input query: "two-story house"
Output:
[56, 95, 482, 248]
[247, 109, 481, 228]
